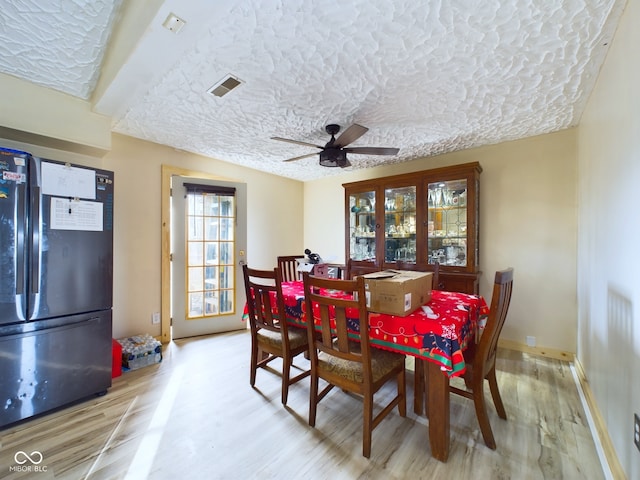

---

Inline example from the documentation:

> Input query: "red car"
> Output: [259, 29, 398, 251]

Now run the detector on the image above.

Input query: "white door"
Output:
[171, 176, 247, 339]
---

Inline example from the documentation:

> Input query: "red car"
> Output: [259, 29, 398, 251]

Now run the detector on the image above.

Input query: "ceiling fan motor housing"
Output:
[319, 149, 348, 167]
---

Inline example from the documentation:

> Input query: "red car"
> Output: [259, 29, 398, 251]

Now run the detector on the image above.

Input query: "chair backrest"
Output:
[474, 268, 514, 376]
[242, 265, 288, 337]
[394, 260, 414, 270]
[345, 259, 353, 280]
[394, 260, 440, 290]
[277, 255, 304, 282]
[431, 261, 441, 289]
[345, 258, 382, 280]
[302, 273, 373, 380]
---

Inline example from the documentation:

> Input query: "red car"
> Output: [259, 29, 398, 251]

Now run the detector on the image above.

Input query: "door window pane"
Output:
[205, 218, 219, 241]
[204, 266, 217, 290]
[188, 242, 204, 265]
[188, 292, 204, 317]
[185, 191, 236, 319]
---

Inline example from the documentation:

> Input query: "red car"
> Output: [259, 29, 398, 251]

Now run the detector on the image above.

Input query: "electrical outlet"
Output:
[634, 413, 640, 452]
[526, 336, 536, 347]
[152, 312, 160, 325]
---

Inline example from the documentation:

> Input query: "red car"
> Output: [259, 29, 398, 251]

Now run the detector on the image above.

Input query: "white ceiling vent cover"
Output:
[207, 75, 243, 98]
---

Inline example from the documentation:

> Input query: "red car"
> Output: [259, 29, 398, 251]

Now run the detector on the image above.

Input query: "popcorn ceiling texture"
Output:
[0, 0, 122, 100]
[0, 0, 626, 181]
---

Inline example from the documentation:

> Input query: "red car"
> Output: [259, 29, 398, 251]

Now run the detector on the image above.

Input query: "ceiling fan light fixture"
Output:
[273, 123, 395, 168]
[319, 149, 349, 167]
[207, 75, 243, 98]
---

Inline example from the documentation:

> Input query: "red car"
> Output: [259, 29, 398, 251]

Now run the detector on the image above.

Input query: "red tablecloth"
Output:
[245, 281, 488, 377]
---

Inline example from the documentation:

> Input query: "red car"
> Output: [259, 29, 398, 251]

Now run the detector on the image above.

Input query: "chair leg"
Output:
[362, 393, 373, 458]
[472, 379, 497, 450]
[487, 366, 507, 419]
[309, 374, 318, 427]
[281, 354, 291, 405]
[250, 343, 259, 387]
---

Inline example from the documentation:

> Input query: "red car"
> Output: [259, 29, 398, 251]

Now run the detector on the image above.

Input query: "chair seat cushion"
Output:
[258, 327, 308, 350]
[318, 348, 405, 383]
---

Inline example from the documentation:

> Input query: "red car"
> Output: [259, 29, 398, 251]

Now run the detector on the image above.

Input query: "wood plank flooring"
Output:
[0, 330, 605, 479]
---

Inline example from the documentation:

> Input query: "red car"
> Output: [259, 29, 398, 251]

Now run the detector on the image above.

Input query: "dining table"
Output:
[273, 280, 489, 462]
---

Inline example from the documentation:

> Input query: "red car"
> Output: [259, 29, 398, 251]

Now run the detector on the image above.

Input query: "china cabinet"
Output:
[343, 162, 482, 294]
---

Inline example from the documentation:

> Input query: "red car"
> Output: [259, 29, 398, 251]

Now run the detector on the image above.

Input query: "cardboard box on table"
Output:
[360, 270, 433, 317]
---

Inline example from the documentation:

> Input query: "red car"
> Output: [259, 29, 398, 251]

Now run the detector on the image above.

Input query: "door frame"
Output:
[160, 165, 243, 343]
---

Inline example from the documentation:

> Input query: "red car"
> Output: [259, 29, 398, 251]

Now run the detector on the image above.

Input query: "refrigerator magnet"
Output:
[3, 171, 26, 183]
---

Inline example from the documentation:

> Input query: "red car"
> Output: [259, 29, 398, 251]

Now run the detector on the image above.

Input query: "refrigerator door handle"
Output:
[31, 185, 41, 294]
[16, 182, 26, 295]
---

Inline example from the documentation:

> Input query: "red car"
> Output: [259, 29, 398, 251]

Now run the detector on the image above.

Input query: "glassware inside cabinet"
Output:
[349, 190, 376, 261]
[383, 185, 417, 263]
[427, 179, 468, 266]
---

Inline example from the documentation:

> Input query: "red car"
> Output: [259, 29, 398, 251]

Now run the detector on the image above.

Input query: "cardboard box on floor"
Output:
[361, 270, 433, 317]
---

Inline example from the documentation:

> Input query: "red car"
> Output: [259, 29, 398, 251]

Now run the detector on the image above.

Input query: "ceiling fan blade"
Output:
[271, 137, 323, 149]
[282, 152, 318, 163]
[343, 147, 400, 156]
[334, 124, 368, 148]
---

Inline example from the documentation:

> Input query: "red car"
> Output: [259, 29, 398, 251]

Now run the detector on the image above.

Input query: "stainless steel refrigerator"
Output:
[0, 146, 114, 428]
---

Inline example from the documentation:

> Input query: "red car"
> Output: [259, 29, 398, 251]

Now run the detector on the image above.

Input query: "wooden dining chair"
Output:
[277, 255, 304, 282]
[242, 265, 310, 405]
[302, 272, 407, 458]
[449, 267, 514, 449]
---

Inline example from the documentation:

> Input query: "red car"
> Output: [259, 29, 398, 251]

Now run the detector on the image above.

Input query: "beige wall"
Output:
[577, 0, 640, 477]
[305, 129, 578, 355]
[107, 134, 305, 338]
[0, 72, 111, 154]
[0, 132, 304, 339]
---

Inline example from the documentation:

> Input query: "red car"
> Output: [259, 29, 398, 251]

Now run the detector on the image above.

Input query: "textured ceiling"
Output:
[0, 0, 627, 181]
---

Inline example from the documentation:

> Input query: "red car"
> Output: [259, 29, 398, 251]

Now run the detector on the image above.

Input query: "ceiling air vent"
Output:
[162, 13, 186, 34]
[207, 75, 243, 98]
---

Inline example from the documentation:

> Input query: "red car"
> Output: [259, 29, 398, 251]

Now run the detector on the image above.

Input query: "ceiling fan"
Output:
[271, 124, 400, 168]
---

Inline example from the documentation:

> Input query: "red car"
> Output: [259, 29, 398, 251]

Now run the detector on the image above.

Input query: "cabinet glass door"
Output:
[349, 190, 376, 261]
[383, 186, 417, 263]
[427, 179, 467, 266]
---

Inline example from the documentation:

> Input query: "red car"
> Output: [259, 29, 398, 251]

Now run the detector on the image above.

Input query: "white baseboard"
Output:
[498, 338, 574, 362]
[571, 359, 625, 480]
[570, 363, 615, 480]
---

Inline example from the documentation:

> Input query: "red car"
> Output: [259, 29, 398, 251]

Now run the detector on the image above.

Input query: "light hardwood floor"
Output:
[0, 330, 605, 479]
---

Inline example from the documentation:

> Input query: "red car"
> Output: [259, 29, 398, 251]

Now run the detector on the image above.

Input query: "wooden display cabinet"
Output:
[343, 162, 482, 294]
